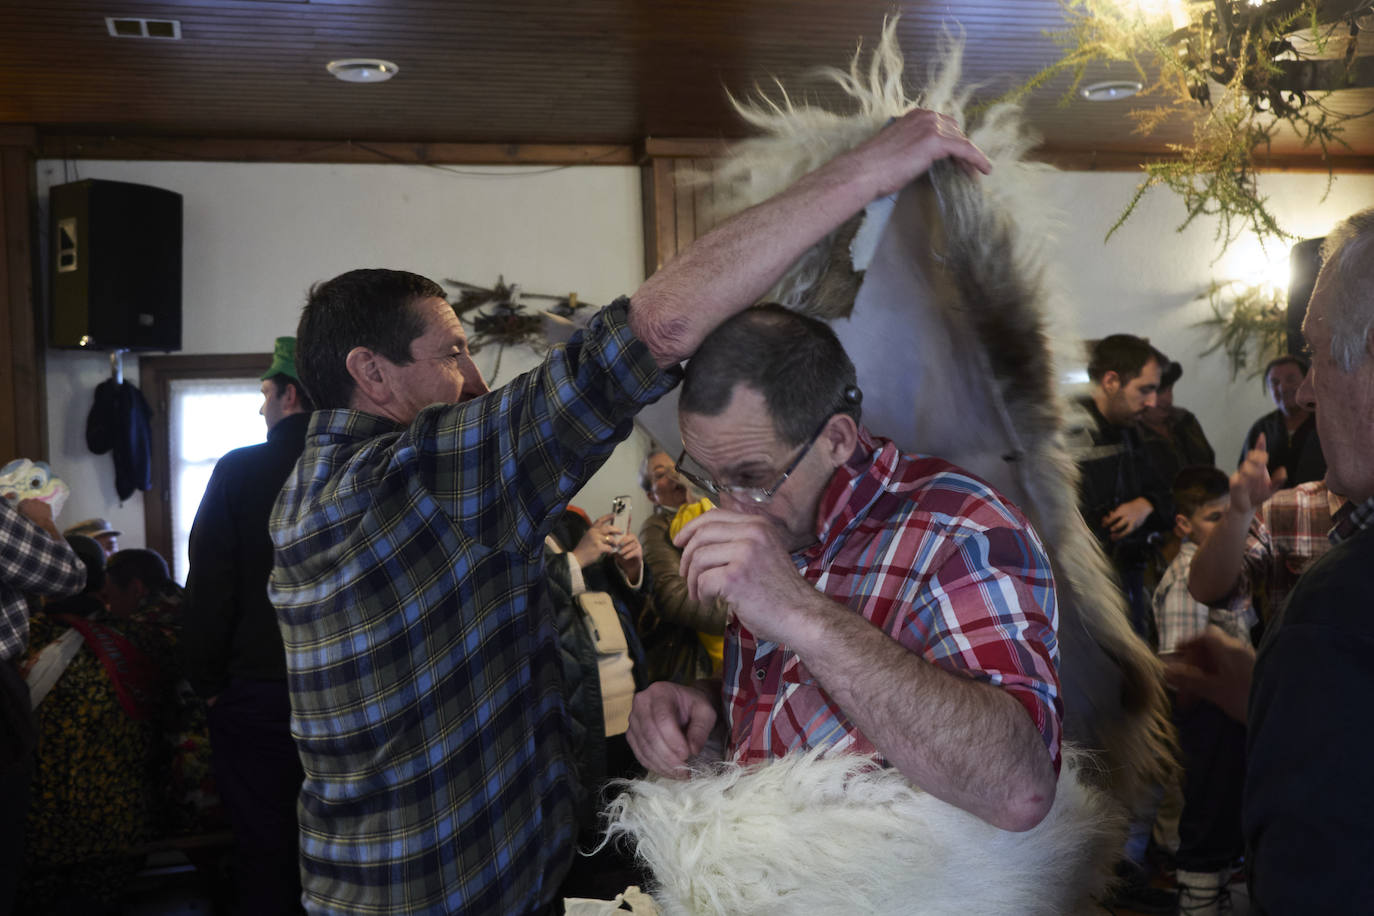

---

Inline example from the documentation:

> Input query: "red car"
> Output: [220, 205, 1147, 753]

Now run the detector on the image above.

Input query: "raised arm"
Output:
[0, 499, 85, 598]
[1190, 435, 1282, 604]
[628, 109, 991, 366]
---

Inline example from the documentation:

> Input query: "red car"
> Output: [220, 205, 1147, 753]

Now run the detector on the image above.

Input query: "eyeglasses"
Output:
[676, 415, 832, 505]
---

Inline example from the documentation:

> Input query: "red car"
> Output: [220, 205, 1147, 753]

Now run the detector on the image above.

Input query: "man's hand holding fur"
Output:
[838, 108, 991, 199]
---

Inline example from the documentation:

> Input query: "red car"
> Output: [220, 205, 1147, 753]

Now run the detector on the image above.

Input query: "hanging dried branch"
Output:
[1194, 279, 1290, 379]
[442, 276, 597, 382]
[1007, 0, 1374, 254]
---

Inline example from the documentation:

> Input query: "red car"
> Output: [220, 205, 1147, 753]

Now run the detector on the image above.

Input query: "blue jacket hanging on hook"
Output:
[86, 379, 153, 502]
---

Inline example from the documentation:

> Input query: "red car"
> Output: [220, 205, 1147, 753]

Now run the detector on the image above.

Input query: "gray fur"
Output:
[692, 23, 1174, 809]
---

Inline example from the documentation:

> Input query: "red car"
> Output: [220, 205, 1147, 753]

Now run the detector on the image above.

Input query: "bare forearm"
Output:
[629, 156, 874, 366]
[1189, 508, 1253, 604]
[789, 597, 1057, 831]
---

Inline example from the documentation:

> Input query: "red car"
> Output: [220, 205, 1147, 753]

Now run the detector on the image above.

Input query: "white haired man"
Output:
[1169, 207, 1374, 913]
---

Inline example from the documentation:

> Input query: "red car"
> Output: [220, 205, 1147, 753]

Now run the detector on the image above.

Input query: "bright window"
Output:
[167, 378, 265, 583]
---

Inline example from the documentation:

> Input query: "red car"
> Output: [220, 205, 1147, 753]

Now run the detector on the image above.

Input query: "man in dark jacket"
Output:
[1073, 334, 1173, 641]
[182, 336, 312, 915]
[1238, 355, 1326, 487]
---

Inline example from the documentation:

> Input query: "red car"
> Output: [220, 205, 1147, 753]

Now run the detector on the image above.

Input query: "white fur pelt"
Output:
[602, 747, 1122, 916]
[689, 18, 1174, 808]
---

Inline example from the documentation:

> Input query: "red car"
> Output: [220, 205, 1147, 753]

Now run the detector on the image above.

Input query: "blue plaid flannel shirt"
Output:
[269, 299, 678, 915]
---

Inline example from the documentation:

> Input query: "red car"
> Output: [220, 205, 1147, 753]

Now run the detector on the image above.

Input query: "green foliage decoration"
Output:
[1006, 0, 1370, 253]
[1194, 279, 1290, 379]
[1000, 0, 1371, 376]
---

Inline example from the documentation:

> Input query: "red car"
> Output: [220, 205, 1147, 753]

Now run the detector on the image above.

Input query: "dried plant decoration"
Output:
[1006, 0, 1374, 253]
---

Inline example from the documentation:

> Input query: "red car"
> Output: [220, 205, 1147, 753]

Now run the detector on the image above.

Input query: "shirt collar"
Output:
[307, 408, 402, 446]
[1330, 493, 1374, 545]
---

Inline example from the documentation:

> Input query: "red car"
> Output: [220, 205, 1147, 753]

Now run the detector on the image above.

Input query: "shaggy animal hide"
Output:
[686, 19, 1173, 808]
[602, 748, 1123, 916]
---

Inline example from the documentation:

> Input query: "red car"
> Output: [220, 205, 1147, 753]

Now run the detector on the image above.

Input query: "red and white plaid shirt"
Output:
[721, 430, 1063, 772]
[1227, 480, 1343, 619]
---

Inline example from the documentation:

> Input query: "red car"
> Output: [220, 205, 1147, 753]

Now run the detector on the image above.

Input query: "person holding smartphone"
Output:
[543, 506, 648, 900]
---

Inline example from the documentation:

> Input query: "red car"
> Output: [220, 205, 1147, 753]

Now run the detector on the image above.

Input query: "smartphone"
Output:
[610, 494, 632, 541]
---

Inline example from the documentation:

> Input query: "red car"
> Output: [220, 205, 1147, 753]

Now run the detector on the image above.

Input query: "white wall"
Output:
[35, 159, 1374, 561]
[37, 159, 654, 554]
[1039, 170, 1374, 466]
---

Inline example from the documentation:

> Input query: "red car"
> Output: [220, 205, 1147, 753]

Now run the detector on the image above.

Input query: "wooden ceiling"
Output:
[2, 0, 1372, 165]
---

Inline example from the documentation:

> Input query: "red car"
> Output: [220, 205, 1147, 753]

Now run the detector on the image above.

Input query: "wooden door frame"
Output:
[138, 352, 270, 566]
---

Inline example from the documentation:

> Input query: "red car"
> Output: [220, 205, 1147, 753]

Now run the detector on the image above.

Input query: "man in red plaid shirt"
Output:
[626, 305, 1061, 832]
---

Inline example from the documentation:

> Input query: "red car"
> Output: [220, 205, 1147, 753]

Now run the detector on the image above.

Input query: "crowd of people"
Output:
[0, 506, 220, 913]
[1, 109, 1370, 916]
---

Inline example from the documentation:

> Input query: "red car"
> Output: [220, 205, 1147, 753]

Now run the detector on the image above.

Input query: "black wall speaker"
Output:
[49, 179, 183, 351]
[1287, 237, 1324, 356]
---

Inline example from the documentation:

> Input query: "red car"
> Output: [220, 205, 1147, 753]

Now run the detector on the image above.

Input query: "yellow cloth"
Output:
[697, 632, 725, 672]
[669, 497, 715, 540]
[668, 498, 724, 671]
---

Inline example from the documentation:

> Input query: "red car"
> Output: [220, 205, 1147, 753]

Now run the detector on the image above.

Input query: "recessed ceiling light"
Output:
[1080, 80, 1144, 101]
[326, 58, 400, 83]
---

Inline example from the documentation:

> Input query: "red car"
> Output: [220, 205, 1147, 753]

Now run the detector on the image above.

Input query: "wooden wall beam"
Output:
[0, 128, 44, 464]
[36, 135, 635, 166]
[1031, 147, 1374, 173]
[37, 131, 1374, 174]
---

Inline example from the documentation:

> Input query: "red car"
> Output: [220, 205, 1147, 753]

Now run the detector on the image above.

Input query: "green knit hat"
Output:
[261, 336, 299, 382]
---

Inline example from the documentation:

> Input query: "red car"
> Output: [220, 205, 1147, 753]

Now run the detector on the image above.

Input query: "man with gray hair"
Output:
[1169, 207, 1374, 912]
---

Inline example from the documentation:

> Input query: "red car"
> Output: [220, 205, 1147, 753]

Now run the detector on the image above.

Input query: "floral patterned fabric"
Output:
[16, 584, 222, 911]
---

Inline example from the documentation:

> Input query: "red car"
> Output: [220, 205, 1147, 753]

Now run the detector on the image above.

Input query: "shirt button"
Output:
[754, 667, 767, 680]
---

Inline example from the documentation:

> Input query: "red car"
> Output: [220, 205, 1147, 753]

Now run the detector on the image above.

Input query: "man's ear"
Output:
[1174, 513, 1192, 541]
[819, 413, 860, 469]
[1102, 370, 1122, 395]
[345, 347, 392, 406]
[280, 381, 302, 412]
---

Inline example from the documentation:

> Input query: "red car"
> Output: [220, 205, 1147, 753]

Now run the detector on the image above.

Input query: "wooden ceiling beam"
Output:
[34, 134, 636, 166]
[1033, 147, 1374, 173]
[34, 131, 1374, 173]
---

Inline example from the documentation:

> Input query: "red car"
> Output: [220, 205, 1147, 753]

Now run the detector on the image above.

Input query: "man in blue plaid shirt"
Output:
[268, 108, 992, 915]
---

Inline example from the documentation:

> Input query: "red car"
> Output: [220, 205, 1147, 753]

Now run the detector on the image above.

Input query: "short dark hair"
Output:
[1159, 360, 1183, 391]
[264, 373, 316, 413]
[1086, 334, 1167, 384]
[64, 534, 105, 594]
[1172, 465, 1230, 518]
[680, 304, 861, 446]
[105, 548, 172, 590]
[295, 269, 443, 410]
[1262, 355, 1308, 388]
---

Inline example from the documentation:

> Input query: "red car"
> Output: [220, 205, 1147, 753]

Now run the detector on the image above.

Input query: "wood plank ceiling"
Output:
[0, 0, 1371, 164]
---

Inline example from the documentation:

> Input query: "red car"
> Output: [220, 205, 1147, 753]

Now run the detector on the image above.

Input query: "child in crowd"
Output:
[1151, 466, 1256, 915]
